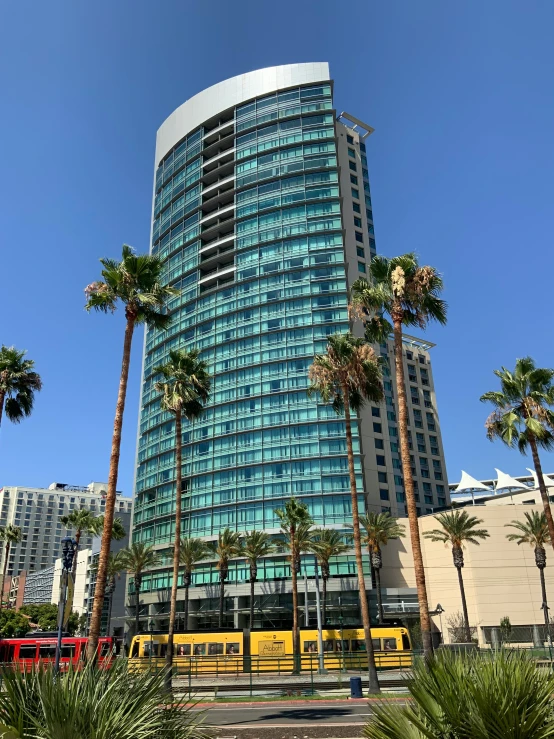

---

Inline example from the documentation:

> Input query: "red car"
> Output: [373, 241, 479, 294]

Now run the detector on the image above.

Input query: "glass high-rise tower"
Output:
[132, 64, 448, 630]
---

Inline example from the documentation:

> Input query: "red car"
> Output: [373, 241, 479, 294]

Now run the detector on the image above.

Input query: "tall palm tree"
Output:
[117, 542, 162, 637]
[308, 332, 383, 691]
[154, 349, 211, 689]
[0, 345, 42, 433]
[91, 551, 125, 637]
[154, 348, 211, 684]
[84, 244, 178, 659]
[424, 511, 489, 642]
[0, 525, 22, 610]
[351, 253, 447, 659]
[310, 528, 351, 625]
[241, 531, 276, 630]
[506, 511, 552, 644]
[481, 357, 554, 552]
[274, 498, 314, 673]
[208, 528, 241, 628]
[179, 537, 210, 631]
[360, 513, 406, 624]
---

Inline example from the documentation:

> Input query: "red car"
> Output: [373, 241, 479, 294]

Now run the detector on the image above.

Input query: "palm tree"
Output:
[0, 525, 22, 610]
[241, 531, 276, 629]
[310, 529, 351, 625]
[117, 542, 162, 637]
[91, 551, 125, 637]
[308, 332, 383, 691]
[88, 514, 127, 542]
[179, 537, 210, 631]
[506, 511, 552, 644]
[481, 357, 554, 552]
[154, 348, 211, 684]
[424, 511, 489, 642]
[0, 345, 43, 433]
[60, 508, 96, 577]
[208, 528, 241, 628]
[360, 513, 405, 624]
[84, 245, 178, 659]
[350, 253, 447, 659]
[274, 498, 314, 673]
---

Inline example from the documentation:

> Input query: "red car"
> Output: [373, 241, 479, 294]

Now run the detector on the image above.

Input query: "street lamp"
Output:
[54, 537, 77, 675]
[312, 555, 326, 674]
[435, 603, 445, 644]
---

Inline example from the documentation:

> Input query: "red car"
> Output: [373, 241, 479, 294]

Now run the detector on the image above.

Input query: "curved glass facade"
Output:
[131, 66, 447, 624]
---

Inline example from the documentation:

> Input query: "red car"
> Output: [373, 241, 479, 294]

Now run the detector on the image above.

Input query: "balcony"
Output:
[202, 147, 235, 174]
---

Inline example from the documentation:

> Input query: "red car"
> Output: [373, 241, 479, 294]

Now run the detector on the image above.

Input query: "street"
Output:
[192, 701, 379, 738]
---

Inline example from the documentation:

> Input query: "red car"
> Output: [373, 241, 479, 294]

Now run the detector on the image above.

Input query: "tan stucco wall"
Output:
[380, 503, 554, 645]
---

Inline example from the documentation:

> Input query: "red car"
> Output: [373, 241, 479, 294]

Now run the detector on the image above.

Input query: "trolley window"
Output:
[351, 639, 366, 652]
[226, 643, 239, 655]
[61, 644, 76, 658]
[39, 644, 57, 659]
[193, 643, 206, 656]
[334, 640, 349, 652]
[175, 643, 191, 656]
[19, 645, 37, 659]
[208, 643, 223, 656]
[7, 646, 15, 662]
[303, 641, 318, 653]
[143, 641, 158, 657]
[383, 638, 397, 651]
[130, 641, 139, 658]
[100, 642, 111, 657]
[323, 639, 334, 652]
[402, 633, 411, 650]
[372, 639, 381, 651]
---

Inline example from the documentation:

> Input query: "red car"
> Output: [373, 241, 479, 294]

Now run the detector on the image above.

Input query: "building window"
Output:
[380, 489, 390, 501]
[354, 216, 362, 228]
[348, 147, 356, 158]
[372, 407, 381, 417]
[419, 355, 426, 364]
[378, 472, 388, 483]
[349, 161, 357, 172]
[355, 231, 363, 243]
[350, 175, 358, 185]
[373, 422, 382, 433]
[353, 202, 361, 214]
[351, 187, 359, 199]
[347, 134, 354, 144]
[356, 247, 365, 258]
[376, 455, 386, 466]
[375, 438, 384, 449]
[358, 262, 366, 273]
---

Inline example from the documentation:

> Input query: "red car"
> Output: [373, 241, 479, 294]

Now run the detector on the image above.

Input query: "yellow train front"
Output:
[128, 625, 412, 674]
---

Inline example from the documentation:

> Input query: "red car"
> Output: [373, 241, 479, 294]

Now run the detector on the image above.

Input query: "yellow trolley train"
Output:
[129, 625, 412, 674]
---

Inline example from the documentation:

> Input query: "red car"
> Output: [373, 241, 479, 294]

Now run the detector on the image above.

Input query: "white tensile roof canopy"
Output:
[453, 471, 493, 493]
[494, 469, 530, 491]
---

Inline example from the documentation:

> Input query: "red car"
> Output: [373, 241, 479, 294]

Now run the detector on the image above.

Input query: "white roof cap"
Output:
[494, 469, 530, 491]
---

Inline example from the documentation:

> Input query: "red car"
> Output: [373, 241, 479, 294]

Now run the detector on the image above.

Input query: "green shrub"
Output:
[0, 660, 211, 739]
[364, 650, 554, 738]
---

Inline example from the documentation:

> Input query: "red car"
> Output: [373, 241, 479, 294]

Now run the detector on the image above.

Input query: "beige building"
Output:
[381, 498, 554, 646]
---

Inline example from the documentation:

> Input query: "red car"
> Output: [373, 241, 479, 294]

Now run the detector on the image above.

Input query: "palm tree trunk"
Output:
[322, 576, 327, 625]
[456, 565, 471, 642]
[529, 436, 554, 553]
[184, 581, 190, 631]
[0, 542, 9, 611]
[106, 587, 114, 637]
[87, 313, 135, 660]
[392, 316, 433, 659]
[0, 390, 5, 428]
[250, 576, 255, 630]
[165, 408, 183, 689]
[291, 537, 300, 674]
[219, 573, 225, 628]
[135, 573, 142, 637]
[72, 529, 81, 579]
[539, 565, 550, 644]
[374, 566, 384, 624]
[342, 384, 380, 693]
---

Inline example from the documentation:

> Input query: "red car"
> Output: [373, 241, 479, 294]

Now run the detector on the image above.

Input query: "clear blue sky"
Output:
[1, 1, 553, 496]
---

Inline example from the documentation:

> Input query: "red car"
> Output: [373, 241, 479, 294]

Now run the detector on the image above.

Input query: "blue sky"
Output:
[1, 1, 553, 496]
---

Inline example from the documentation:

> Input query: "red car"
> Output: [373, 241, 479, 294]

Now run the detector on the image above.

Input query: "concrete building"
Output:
[131, 63, 448, 631]
[22, 567, 55, 605]
[381, 492, 554, 646]
[0, 482, 132, 577]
